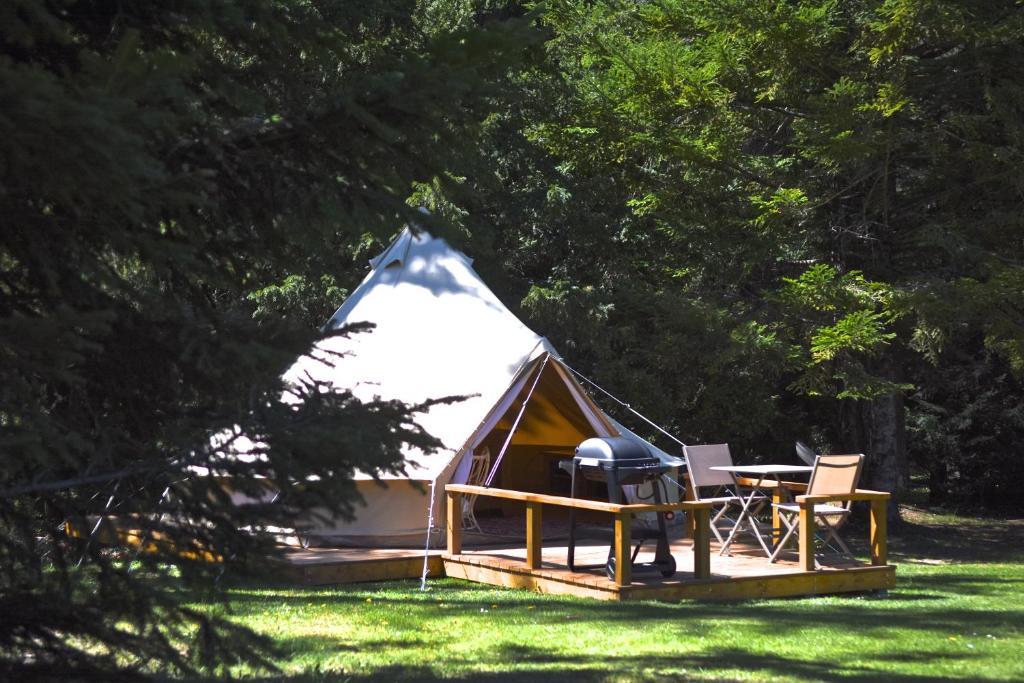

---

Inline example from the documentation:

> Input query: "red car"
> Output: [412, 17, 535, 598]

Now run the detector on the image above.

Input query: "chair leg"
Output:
[771, 511, 853, 568]
[827, 532, 851, 557]
[717, 497, 770, 557]
[718, 502, 750, 556]
[817, 516, 853, 557]
[748, 513, 772, 556]
[462, 496, 482, 533]
[769, 513, 799, 563]
[709, 506, 729, 545]
[749, 497, 773, 553]
[830, 531, 853, 556]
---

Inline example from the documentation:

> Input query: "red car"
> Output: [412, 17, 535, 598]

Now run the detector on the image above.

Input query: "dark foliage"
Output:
[438, 0, 1024, 506]
[0, 0, 536, 678]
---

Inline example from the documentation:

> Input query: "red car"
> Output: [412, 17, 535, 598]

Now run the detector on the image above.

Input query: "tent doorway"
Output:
[469, 359, 612, 520]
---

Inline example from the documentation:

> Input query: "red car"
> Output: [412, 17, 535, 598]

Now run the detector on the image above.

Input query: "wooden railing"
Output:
[444, 484, 713, 587]
[795, 490, 890, 570]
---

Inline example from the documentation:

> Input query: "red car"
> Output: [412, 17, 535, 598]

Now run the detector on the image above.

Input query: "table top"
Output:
[709, 464, 813, 475]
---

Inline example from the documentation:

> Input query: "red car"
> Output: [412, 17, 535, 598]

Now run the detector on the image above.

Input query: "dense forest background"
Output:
[2, 0, 1022, 679]
[445, 0, 1024, 511]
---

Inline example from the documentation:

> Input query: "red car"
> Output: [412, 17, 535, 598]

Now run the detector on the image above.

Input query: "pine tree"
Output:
[0, 1, 535, 677]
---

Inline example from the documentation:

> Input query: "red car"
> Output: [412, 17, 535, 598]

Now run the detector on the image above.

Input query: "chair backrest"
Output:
[462, 448, 491, 524]
[795, 440, 817, 467]
[466, 448, 490, 487]
[807, 454, 864, 497]
[683, 444, 736, 493]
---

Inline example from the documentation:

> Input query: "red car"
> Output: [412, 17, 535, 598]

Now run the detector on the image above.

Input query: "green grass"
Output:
[193, 508, 1024, 682]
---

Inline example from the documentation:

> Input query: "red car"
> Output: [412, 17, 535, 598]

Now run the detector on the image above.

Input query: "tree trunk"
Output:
[840, 391, 906, 525]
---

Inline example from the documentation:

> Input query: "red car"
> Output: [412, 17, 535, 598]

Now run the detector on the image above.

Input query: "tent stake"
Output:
[419, 477, 437, 591]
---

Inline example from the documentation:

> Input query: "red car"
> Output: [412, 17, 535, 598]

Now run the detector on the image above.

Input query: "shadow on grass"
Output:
[889, 517, 1024, 564]
[273, 635, 427, 656]
[169, 579, 1024, 683]
[203, 568, 1024, 643]
[178, 645, 1016, 683]
[898, 572, 1024, 597]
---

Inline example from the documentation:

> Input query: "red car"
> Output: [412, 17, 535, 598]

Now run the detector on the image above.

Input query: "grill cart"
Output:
[560, 436, 676, 579]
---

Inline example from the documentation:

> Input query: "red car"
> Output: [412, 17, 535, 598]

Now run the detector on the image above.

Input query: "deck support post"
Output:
[683, 476, 696, 539]
[798, 500, 815, 572]
[771, 487, 784, 545]
[526, 501, 542, 569]
[614, 512, 632, 586]
[691, 505, 711, 579]
[446, 491, 462, 555]
[870, 497, 888, 566]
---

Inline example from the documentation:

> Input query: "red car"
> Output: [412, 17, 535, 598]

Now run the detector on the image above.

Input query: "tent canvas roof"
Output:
[283, 229, 557, 481]
[282, 228, 681, 485]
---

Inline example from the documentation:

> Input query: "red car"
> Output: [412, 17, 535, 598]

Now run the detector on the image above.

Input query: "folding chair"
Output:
[795, 440, 817, 467]
[461, 448, 490, 533]
[683, 444, 768, 554]
[769, 454, 864, 565]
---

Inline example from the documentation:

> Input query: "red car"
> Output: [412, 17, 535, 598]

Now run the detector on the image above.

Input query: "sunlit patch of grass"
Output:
[183, 516, 1024, 682]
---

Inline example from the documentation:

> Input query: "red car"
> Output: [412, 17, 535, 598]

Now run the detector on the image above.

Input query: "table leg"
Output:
[747, 478, 773, 557]
[719, 475, 765, 557]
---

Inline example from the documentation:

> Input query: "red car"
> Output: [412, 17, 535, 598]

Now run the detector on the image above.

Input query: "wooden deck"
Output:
[441, 483, 894, 601]
[443, 537, 895, 601]
[275, 547, 444, 585]
[272, 477, 895, 601]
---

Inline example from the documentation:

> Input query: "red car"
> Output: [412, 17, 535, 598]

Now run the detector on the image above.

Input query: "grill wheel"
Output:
[606, 554, 676, 581]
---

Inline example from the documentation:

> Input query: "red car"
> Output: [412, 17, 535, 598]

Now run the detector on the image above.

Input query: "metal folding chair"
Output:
[795, 440, 817, 467]
[683, 444, 769, 555]
[770, 454, 864, 565]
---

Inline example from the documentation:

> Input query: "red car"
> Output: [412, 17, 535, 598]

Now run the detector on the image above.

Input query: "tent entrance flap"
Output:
[492, 358, 613, 446]
[451, 354, 544, 486]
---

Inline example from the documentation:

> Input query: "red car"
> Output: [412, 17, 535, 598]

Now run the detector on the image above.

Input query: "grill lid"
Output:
[574, 436, 659, 468]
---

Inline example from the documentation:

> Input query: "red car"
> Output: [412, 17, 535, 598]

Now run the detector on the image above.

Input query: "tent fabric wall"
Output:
[281, 229, 681, 545]
[296, 479, 440, 548]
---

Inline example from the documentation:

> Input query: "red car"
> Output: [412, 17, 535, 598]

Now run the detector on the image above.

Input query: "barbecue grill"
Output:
[560, 436, 676, 579]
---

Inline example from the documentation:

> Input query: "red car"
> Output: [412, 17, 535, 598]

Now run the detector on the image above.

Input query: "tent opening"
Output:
[471, 360, 612, 519]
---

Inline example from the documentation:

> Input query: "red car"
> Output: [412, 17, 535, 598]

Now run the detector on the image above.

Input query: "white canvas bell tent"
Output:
[281, 228, 681, 546]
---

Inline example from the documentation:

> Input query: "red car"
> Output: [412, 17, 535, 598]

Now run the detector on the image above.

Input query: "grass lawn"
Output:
[196, 508, 1024, 682]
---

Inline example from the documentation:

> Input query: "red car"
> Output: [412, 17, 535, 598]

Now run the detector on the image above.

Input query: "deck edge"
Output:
[277, 554, 445, 586]
[443, 553, 896, 602]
